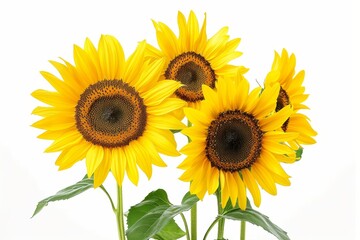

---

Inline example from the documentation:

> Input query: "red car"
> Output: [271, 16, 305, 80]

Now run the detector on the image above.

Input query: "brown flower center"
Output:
[206, 110, 263, 172]
[276, 87, 290, 131]
[75, 80, 146, 148]
[165, 51, 216, 102]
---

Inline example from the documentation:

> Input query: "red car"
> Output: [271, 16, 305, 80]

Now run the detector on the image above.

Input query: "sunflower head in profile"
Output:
[146, 11, 247, 111]
[264, 49, 317, 149]
[179, 73, 298, 210]
[32, 35, 186, 187]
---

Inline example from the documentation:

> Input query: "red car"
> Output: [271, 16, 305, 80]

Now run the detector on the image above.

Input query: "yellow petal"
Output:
[83, 37, 103, 79]
[242, 168, 261, 207]
[93, 148, 111, 188]
[145, 128, 179, 156]
[156, 23, 179, 58]
[124, 145, 139, 186]
[188, 11, 199, 51]
[221, 173, 230, 208]
[181, 126, 206, 141]
[147, 98, 186, 116]
[251, 163, 277, 195]
[184, 106, 211, 127]
[252, 83, 279, 119]
[32, 115, 74, 131]
[219, 170, 226, 192]
[40, 71, 77, 100]
[180, 140, 205, 156]
[136, 58, 165, 92]
[140, 137, 167, 167]
[73, 45, 98, 84]
[226, 172, 238, 206]
[32, 89, 75, 107]
[147, 115, 185, 130]
[111, 147, 127, 187]
[98, 35, 119, 80]
[263, 131, 299, 142]
[86, 145, 104, 178]
[194, 12, 207, 53]
[263, 139, 295, 155]
[207, 165, 219, 195]
[243, 87, 261, 113]
[233, 173, 247, 210]
[259, 150, 290, 178]
[123, 41, 146, 84]
[259, 105, 292, 131]
[177, 11, 188, 51]
[56, 141, 90, 170]
[178, 151, 205, 169]
[45, 130, 82, 152]
[132, 140, 152, 179]
[142, 80, 182, 106]
[38, 128, 74, 140]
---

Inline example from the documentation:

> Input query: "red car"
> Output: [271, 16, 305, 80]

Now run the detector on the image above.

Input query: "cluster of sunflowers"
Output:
[32, 11, 316, 240]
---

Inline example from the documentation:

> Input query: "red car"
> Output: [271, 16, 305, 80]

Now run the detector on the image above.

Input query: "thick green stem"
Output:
[191, 203, 197, 240]
[216, 189, 225, 240]
[180, 213, 191, 240]
[116, 185, 126, 240]
[240, 221, 246, 240]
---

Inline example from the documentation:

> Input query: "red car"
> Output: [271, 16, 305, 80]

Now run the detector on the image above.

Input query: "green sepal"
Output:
[126, 189, 199, 240]
[170, 129, 182, 134]
[32, 175, 94, 218]
[296, 147, 303, 160]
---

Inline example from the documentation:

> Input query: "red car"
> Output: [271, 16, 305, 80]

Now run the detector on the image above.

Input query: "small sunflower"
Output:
[179, 74, 298, 210]
[146, 11, 247, 111]
[32, 35, 186, 187]
[265, 49, 317, 148]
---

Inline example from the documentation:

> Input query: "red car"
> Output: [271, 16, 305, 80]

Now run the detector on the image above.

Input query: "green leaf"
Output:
[153, 221, 186, 240]
[126, 189, 199, 240]
[32, 176, 94, 218]
[296, 147, 303, 160]
[219, 206, 290, 240]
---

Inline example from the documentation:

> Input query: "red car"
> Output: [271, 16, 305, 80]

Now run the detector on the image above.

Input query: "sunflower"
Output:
[32, 35, 186, 187]
[264, 49, 317, 149]
[179, 74, 298, 210]
[146, 11, 247, 111]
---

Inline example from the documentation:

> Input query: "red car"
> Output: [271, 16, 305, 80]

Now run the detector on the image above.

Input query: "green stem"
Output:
[100, 185, 116, 212]
[216, 189, 225, 240]
[187, 119, 197, 240]
[180, 213, 191, 240]
[191, 203, 197, 240]
[240, 221, 246, 240]
[116, 185, 126, 240]
[203, 217, 221, 240]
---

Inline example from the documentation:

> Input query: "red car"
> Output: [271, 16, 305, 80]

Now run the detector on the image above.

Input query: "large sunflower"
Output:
[32, 35, 186, 187]
[146, 11, 247, 110]
[264, 49, 317, 148]
[179, 74, 297, 210]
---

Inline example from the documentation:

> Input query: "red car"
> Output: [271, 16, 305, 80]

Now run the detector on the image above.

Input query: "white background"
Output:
[0, 0, 358, 239]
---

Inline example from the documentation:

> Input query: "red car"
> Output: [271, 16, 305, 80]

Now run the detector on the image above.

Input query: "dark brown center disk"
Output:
[276, 87, 290, 131]
[165, 51, 216, 102]
[75, 80, 146, 148]
[206, 110, 263, 172]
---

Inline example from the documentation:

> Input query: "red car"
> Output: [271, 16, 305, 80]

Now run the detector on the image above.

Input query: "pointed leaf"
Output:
[220, 205, 290, 240]
[32, 176, 94, 217]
